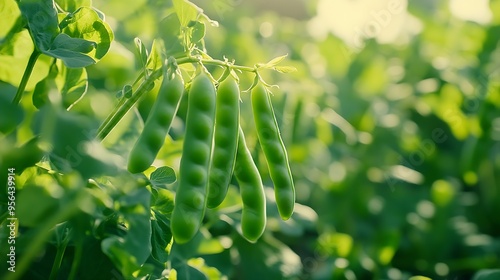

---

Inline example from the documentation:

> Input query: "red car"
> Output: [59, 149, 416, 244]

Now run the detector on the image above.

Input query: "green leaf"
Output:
[32, 63, 58, 109]
[35, 107, 122, 178]
[0, 87, 24, 133]
[102, 188, 152, 276]
[151, 187, 175, 216]
[44, 34, 96, 68]
[274, 65, 297, 73]
[135, 37, 148, 71]
[60, 6, 114, 61]
[122, 84, 133, 98]
[0, 0, 22, 40]
[191, 21, 205, 44]
[235, 235, 302, 280]
[150, 166, 177, 186]
[151, 209, 172, 263]
[16, 180, 62, 227]
[55, 60, 88, 109]
[17, 0, 60, 51]
[172, 0, 202, 28]
[146, 39, 165, 72]
[263, 54, 287, 68]
[473, 270, 500, 280]
[158, 13, 184, 57]
[0, 30, 53, 91]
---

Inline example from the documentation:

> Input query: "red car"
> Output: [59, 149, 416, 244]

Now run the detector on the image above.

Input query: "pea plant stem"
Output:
[96, 57, 257, 141]
[48, 230, 71, 280]
[67, 239, 83, 280]
[12, 50, 41, 105]
[96, 68, 163, 140]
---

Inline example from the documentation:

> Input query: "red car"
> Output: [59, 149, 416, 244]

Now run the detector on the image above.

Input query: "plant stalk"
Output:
[12, 50, 41, 105]
[96, 56, 257, 141]
[48, 230, 71, 280]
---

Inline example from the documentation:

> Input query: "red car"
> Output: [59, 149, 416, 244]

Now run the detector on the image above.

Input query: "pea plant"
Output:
[0, 0, 298, 279]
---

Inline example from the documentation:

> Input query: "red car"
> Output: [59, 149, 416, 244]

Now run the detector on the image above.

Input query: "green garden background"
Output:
[1, 0, 500, 279]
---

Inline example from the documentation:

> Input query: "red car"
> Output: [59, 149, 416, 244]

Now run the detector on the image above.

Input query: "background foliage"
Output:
[1, 0, 500, 279]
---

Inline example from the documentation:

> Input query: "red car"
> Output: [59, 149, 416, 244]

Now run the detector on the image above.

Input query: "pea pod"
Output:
[207, 77, 240, 208]
[251, 84, 295, 220]
[171, 72, 216, 244]
[234, 127, 266, 242]
[127, 71, 184, 173]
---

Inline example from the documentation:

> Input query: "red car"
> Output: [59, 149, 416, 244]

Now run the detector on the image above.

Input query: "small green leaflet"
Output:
[134, 37, 148, 73]
[150, 166, 177, 188]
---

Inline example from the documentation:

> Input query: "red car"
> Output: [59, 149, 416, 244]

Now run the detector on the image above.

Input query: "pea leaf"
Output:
[134, 37, 148, 71]
[59, 7, 113, 61]
[122, 84, 133, 98]
[151, 188, 175, 216]
[32, 63, 58, 109]
[150, 166, 177, 187]
[44, 34, 96, 68]
[0, 89, 24, 134]
[55, 60, 88, 109]
[18, 1, 113, 69]
[234, 235, 302, 280]
[262, 54, 288, 68]
[17, 0, 60, 51]
[0, 30, 52, 91]
[151, 209, 172, 263]
[0, 0, 22, 40]
[274, 65, 297, 73]
[158, 13, 184, 57]
[191, 21, 206, 44]
[146, 39, 165, 72]
[172, 0, 202, 28]
[102, 187, 152, 276]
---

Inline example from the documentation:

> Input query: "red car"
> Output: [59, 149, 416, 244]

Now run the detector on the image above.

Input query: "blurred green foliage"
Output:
[1, 0, 499, 279]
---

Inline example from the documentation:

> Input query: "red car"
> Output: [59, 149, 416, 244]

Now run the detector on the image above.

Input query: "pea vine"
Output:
[96, 52, 294, 140]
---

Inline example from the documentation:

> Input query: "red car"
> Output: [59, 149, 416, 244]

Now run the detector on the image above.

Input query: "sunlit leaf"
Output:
[135, 37, 148, 71]
[191, 21, 206, 44]
[55, 60, 88, 108]
[172, 0, 202, 28]
[59, 6, 114, 61]
[264, 54, 287, 68]
[274, 66, 297, 73]
[0, 0, 22, 40]
[158, 13, 184, 57]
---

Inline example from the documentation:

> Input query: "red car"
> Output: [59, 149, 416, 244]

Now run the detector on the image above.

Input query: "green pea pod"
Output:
[251, 84, 295, 220]
[207, 77, 240, 208]
[234, 127, 267, 242]
[127, 72, 184, 173]
[171, 72, 216, 244]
